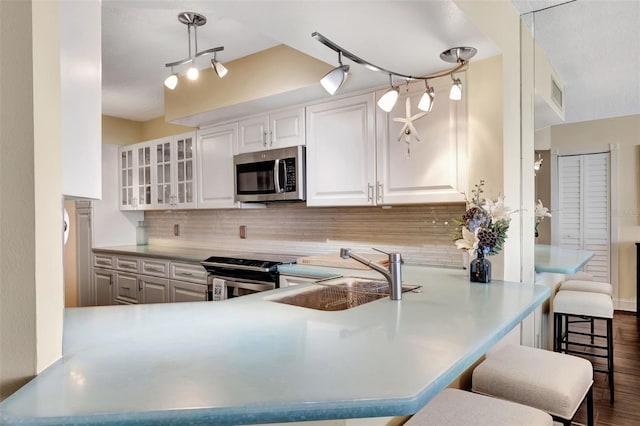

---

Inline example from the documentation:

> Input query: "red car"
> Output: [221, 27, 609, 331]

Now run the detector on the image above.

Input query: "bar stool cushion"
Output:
[472, 344, 593, 420]
[405, 388, 553, 426]
[554, 290, 614, 318]
[560, 279, 612, 296]
[564, 271, 593, 281]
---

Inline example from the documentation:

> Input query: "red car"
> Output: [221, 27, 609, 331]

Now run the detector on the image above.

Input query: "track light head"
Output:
[449, 78, 462, 101]
[211, 53, 228, 78]
[320, 64, 350, 95]
[378, 87, 399, 112]
[164, 73, 178, 90]
[320, 51, 350, 95]
[187, 65, 199, 80]
[418, 83, 435, 112]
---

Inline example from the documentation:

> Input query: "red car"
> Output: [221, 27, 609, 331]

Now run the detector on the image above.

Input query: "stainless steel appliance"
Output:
[233, 146, 305, 202]
[200, 254, 297, 300]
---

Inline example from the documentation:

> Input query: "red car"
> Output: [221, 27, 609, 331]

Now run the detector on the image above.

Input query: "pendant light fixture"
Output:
[163, 12, 228, 90]
[312, 32, 476, 112]
[418, 80, 435, 112]
[377, 74, 400, 112]
[320, 51, 350, 95]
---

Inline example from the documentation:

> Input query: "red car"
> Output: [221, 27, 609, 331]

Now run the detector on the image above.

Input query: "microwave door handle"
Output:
[273, 159, 283, 193]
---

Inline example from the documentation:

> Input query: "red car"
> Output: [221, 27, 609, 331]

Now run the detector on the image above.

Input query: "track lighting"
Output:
[320, 51, 350, 95]
[377, 74, 399, 112]
[418, 81, 435, 112]
[163, 12, 227, 90]
[312, 32, 476, 112]
[449, 77, 463, 101]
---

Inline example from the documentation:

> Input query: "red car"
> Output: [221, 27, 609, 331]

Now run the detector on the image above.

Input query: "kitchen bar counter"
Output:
[534, 244, 594, 274]
[0, 265, 549, 425]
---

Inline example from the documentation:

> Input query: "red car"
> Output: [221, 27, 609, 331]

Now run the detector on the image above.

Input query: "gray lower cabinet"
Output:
[140, 276, 170, 304]
[94, 267, 114, 306]
[170, 280, 207, 302]
[93, 253, 207, 305]
[115, 272, 141, 304]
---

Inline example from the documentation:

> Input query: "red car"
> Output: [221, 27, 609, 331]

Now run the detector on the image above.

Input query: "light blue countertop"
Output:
[534, 244, 595, 274]
[0, 265, 550, 425]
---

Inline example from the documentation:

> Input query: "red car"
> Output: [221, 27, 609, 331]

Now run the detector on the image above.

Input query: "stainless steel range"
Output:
[200, 254, 297, 300]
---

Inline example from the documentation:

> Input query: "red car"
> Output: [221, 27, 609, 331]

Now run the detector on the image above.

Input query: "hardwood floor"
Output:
[570, 311, 640, 426]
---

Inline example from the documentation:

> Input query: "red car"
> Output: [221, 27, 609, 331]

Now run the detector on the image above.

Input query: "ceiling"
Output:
[512, 0, 640, 128]
[101, 0, 500, 122]
[102, 1, 640, 128]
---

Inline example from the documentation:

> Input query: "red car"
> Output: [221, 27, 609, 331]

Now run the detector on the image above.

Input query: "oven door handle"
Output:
[200, 261, 273, 273]
[223, 279, 276, 293]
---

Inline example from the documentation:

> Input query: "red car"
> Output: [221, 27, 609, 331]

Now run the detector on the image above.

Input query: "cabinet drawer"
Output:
[170, 262, 207, 284]
[170, 280, 207, 302]
[115, 272, 140, 304]
[116, 256, 140, 273]
[94, 254, 114, 269]
[141, 259, 170, 277]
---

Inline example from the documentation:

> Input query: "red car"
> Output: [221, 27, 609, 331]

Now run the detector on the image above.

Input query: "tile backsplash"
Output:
[144, 203, 466, 267]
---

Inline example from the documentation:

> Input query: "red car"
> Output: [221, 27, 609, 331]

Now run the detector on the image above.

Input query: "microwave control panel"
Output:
[284, 158, 297, 191]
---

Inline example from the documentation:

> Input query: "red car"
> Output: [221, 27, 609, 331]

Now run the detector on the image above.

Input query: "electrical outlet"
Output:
[174, 224, 180, 236]
[239, 225, 246, 239]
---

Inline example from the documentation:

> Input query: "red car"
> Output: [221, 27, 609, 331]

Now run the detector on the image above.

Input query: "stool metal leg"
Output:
[587, 384, 594, 426]
[607, 318, 614, 404]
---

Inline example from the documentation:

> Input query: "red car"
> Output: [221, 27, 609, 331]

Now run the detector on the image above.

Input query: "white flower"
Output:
[535, 199, 552, 219]
[455, 227, 479, 254]
[484, 195, 513, 223]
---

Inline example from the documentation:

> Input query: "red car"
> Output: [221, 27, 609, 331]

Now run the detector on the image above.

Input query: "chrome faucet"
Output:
[339, 248, 403, 300]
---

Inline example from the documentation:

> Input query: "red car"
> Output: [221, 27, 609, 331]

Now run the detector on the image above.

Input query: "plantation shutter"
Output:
[557, 153, 610, 282]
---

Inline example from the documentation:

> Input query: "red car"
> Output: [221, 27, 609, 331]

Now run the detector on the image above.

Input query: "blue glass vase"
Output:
[470, 249, 491, 283]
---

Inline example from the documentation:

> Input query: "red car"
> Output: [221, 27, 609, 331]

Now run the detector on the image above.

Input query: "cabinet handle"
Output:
[138, 279, 142, 292]
[367, 183, 374, 203]
[146, 266, 163, 272]
[269, 130, 273, 146]
[263, 131, 268, 147]
[109, 275, 113, 286]
[97, 260, 110, 266]
[180, 272, 193, 276]
[376, 182, 383, 203]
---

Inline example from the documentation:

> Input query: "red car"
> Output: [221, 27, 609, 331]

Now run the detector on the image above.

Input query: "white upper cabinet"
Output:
[119, 131, 197, 211]
[305, 93, 377, 206]
[375, 77, 467, 204]
[118, 142, 152, 211]
[237, 107, 305, 153]
[197, 123, 238, 209]
[151, 132, 197, 209]
[61, 0, 101, 199]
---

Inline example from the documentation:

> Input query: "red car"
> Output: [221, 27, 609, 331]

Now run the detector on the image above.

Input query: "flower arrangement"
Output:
[534, 199, 552, 236]
[452, 180, 514, 256]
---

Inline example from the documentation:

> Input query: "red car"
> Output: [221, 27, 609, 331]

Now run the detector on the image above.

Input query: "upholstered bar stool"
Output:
[554, 289, 614, 403]
[472, 344, 594, 426]
[405, 388, 553, 426]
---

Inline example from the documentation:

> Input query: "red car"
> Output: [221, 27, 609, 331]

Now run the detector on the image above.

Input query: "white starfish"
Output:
[392, 97, 427, 143]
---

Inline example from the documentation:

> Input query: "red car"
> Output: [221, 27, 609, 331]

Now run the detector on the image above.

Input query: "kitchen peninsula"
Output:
[0, 265, 549, 425]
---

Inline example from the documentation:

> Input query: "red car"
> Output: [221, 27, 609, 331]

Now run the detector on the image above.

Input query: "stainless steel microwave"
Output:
[233, 146, 306, 202]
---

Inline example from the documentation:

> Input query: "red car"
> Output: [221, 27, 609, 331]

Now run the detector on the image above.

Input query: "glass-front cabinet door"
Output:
[136, 145, 151, 208]
[154, 140, 173, 208]
[119, 146, 136, 210]
[175, 134, 195, 207]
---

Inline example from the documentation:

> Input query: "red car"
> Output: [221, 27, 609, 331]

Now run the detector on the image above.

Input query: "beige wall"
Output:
[102, 115, 194, 145]
[0, 0, 38, 400]
[164, 45, 332, 123]
[550, 114, 640, 303]
[140, 117, 193, 141]
[102, 115, 142, 145]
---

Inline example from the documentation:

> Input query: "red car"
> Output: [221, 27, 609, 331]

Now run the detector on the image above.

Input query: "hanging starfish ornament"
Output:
[392, 97, 427, 157]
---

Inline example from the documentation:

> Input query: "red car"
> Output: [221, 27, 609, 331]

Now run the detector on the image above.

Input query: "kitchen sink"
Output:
[267, 277, 420, 311]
